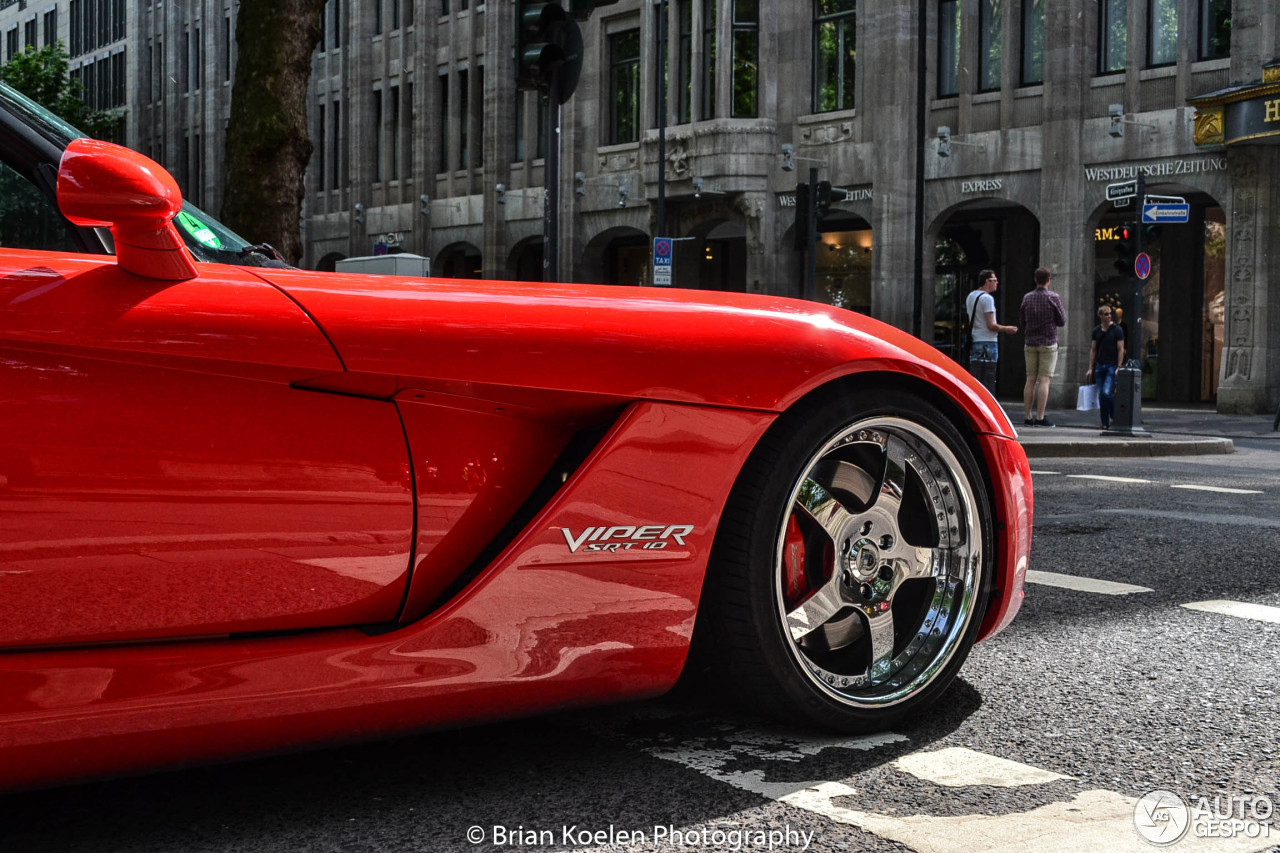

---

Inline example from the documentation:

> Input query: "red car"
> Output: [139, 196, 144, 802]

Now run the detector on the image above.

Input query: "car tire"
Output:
[694, 387, 994, 732]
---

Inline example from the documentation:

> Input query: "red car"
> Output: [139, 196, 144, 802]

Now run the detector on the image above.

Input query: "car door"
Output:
[0, 154, 414, 649]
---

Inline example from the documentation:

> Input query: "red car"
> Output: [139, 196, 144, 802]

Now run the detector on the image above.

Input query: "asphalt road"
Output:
[2, 448, 1279, 853]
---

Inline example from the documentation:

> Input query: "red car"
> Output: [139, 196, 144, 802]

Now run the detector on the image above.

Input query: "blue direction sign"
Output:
[1142, 203, 1190, 224]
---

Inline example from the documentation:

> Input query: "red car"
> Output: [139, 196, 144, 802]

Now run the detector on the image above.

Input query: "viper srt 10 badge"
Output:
[561, 524, 695, 553]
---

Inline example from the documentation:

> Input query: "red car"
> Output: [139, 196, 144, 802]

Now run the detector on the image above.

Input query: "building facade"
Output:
[1, 0, 1277, 412]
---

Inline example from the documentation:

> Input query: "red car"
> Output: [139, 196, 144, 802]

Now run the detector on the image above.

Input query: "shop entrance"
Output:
[1092, 198, 1224, 403]
[932, 204, 1040, 397]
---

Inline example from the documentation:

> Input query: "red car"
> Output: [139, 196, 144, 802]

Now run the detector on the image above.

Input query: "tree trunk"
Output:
[221, 0, 326, 266]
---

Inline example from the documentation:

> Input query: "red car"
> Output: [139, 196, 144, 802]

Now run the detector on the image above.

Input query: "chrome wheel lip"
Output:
[774, 415, 982, 709]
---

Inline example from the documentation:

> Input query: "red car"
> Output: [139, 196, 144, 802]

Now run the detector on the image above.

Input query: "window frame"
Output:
[1020, 0, 1044, 85]
[1197, 0, 1230, 61]
[937, 0, 960, 97]
[1147, 0, 1177, 68]
[812, 0, 857, 114]
[1098, 0, 1127, 75]
[608, 28, 641, 145]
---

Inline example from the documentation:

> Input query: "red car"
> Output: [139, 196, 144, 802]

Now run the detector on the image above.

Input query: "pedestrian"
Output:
[964, 269, 1018, 366]
[1019, 267, 1066, 427]
[1086, 304, 1126, 429]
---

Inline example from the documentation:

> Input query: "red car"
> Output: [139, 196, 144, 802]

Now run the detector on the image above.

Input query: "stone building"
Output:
[1, 0, 1276, 412]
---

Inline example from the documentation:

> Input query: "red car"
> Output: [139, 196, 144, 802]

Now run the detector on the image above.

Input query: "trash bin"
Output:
[969, 357, 997, 396]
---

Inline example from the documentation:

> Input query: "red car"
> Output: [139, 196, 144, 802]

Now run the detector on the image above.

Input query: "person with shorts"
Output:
[1019, 267, 1066, 427]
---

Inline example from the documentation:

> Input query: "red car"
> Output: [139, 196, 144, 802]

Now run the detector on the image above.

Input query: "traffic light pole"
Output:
[1111, 172, 1149, 436]
[543, 82, 561, 282]
[805, 166, 818, 301]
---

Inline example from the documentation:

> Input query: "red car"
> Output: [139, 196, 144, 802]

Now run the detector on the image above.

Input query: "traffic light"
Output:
[793, 182, 811, 250]
[815, 180, 833, 218]
[1113, 225, 1137, 276]
[516, 2, 569, 90]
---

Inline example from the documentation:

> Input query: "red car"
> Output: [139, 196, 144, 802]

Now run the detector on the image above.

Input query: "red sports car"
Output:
[0, 82, 1032, 791]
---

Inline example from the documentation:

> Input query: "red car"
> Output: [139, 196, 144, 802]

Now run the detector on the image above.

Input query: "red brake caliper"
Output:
[783, 513, 809, 606]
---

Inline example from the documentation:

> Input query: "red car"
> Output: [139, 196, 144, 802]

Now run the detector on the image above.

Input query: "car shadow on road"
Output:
[0, 681, 985, 852]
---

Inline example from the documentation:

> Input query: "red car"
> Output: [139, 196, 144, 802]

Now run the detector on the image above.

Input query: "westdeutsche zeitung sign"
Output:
[1084, 158, 1227, 182]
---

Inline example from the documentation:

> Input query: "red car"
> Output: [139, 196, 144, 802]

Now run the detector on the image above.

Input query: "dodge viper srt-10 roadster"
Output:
[0, 81, 1032, 791]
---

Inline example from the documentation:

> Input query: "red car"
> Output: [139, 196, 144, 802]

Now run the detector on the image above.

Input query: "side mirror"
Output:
[56, 138, 197, 281]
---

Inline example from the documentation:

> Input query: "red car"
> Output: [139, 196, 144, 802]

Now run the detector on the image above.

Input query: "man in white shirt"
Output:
[965, 269, 1018, 366]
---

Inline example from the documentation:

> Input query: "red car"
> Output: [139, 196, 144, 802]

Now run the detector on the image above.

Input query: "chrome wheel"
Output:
[776, 416, 982, 708]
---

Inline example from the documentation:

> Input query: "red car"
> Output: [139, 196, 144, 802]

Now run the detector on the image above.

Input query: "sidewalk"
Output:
[1000, 402, 1279, 458]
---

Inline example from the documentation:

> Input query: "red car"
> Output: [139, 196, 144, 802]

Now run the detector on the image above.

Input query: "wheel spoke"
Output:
[802, 487, 860, 545]
[894, 544, 943, 581]
[785, 574, 847, 641]
[864, 609, 896, 680]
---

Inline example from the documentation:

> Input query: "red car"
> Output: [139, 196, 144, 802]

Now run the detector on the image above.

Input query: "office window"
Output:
[459, 68, 469, 169]
[1198, 0, 1229, 60]
[191, 133, 202, 207]
[676, 0, 692, 123]
[224, 15, 232, 81]
[43, 9, 56, 46]
[1099, 0, 1126, 73]
[191, 27, 201, 90]
[181, 31, 189, 92]
[978, 0, 1001, 90]
[1021, 0, 1043, 84]
[111, 50, 124, 106]
[69, 0, 81, 55]
[5, 28, 17, 61]
[514, 94, 526, 161]
[388, 85, 399, 179]
[813, 0, 856, 113]
[373, 88, 383, 181]
[938, 0, 959, 97]
[391, 0, 400, 30]
[1148, 0, 1176, 66]
[609, 29, 640, 144]
[437, 71, 449, 172]
[331, 0, 342, 49]
[113, 0, 124, 41]
[24, 18, 36, 48]
[731, 0, 758, 117]
[318, 103, 326, 190]
[474, 67, 484, 168]
[374, 0, 382, 35]
[701, 0, 716, 119]
[332, 99, 342, 188]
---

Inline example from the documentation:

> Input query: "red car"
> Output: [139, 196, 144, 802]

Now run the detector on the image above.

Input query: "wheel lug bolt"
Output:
[841, 570, 853, 586]
[879, 534, 894, 549]
[861, 521, 873, 535]
[842, 539, 851, 554]
[859, 583, 873, 599]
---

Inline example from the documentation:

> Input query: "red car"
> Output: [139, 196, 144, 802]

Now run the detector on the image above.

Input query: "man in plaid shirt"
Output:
[1019, 267, 1066, 427]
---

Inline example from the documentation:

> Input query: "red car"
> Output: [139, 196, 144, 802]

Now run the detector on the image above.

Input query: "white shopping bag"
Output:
[1076, 383, 1100, 411]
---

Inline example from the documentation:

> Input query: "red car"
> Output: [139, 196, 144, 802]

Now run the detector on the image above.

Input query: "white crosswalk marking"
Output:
[1026, 570, 1152, 595]
[636, 726, 1275, 853]
[1066, 475, 1152, 484]
[894, 747, 1070, 787]
[1171, 484, 1264, 494]
[1181, 599, 1280, 624]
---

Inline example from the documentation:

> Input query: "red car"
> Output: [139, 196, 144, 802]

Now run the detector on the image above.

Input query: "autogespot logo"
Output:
[1134, 790, 1191, 846]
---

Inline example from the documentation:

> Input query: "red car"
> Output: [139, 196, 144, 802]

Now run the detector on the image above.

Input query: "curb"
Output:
[1017, 436, 1235, 458]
